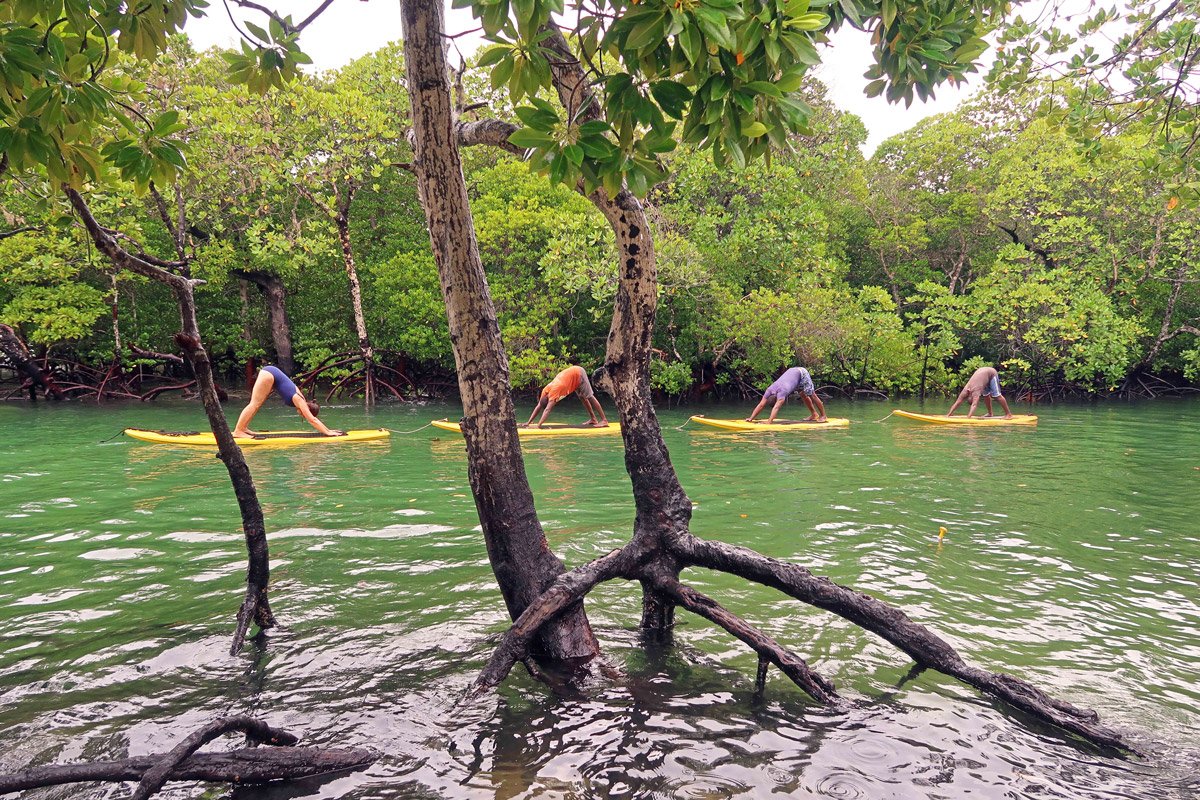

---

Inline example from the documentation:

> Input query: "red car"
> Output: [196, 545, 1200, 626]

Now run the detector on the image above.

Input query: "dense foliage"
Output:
[2, 10, 1198, 399]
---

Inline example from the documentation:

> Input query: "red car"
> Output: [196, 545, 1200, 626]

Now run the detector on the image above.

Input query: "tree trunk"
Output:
[66, 188, 275, 655]
[335, 212, 376, 407]
[400, 0, 599, 663]
[233, 269, 296, 376]
[542, 22, 694, 629]
[0, 323, 64, 400]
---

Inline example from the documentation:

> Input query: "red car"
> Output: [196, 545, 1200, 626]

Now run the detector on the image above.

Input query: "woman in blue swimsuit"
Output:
[233, 365, 343, 438]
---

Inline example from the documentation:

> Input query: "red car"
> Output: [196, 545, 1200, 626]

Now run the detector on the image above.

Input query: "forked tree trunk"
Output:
[67, 189, 275, 655]
[335, 211, 376, 407]
[400, 0, 599, 662]
[448, 20, 1133, 753]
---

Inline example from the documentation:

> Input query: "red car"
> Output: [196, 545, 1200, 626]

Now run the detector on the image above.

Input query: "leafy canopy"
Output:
[460, 0, 1006, 195]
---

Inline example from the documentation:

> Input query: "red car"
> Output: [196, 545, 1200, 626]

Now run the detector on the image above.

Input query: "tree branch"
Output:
[673, 533, 1134, 752]
[131, 717, 298, 800]
[0, 745, 375, 795]
[0, 224, 42, 240]
[128, 344, 185, 366]
[652, 575, 841, 705]
[229, 0, 335, 34]
[998, 224, 1056, 269]
[455, 118, 524, 157]
[64, 188, 200, 291]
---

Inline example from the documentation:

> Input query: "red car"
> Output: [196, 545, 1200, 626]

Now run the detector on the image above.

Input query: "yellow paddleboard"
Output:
[431, 419, 621, 437]
[891, 410, 1038, 426]
[689, 415, 850, 431]
[124, 428, 391, 445]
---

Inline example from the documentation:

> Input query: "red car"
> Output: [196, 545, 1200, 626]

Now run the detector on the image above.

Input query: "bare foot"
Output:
[816, 416, 827, 423]
[596, 421, 609, 427]
[1004, 414, 1014, 420]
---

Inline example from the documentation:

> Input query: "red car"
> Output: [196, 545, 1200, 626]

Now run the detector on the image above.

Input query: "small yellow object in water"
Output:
[335, 504, 344, 508]
[740, 514, 748, 518]
[938, 526, 947, 540]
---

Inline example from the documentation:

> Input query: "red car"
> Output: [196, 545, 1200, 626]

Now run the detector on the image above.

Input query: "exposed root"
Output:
[130, 716, 297, 800]
[471, 548, 630, 693]
[652, 575, 841, 706]
[469, 526, 1135, 754]
[230, 585, 276, 656]
[673, 533, 1134, 752]
[0, 718, 374, 797]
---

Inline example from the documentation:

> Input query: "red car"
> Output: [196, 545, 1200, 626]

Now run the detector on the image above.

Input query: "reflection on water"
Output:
[0, 399, 1198, 798]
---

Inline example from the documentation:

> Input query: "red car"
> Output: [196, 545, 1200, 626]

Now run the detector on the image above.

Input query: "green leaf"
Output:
[649, 80, 692, 119]
[515, 104, 559, 130]
[626, 14, 666, 51]
[785, 12, 829, 31]
[742, 121, 769, 138]
[562, 143, 584, 165]
[578, 120, 611, 136]
[477, 44, 511, 67]
[743, 80, 783, 97]
[508, 127, 556, 149]
[245, 20, 270, 43]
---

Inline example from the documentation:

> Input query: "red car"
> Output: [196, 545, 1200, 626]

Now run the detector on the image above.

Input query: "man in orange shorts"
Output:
[522, 365, 609, 428]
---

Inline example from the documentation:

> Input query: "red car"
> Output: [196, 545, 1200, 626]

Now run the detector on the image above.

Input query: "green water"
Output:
[0, 398, 1198, 798]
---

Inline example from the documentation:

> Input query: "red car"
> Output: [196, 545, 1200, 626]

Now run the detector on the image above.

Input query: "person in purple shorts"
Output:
[946, 365, 1013, 419]
[233, 365, 343, 438]
[746, 366, 827, 424]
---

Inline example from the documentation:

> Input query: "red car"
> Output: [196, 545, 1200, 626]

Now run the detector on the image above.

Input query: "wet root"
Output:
[0, 717, 375, 797]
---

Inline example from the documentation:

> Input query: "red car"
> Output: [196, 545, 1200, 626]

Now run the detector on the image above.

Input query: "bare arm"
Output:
[293, 396, 341, 435]
[522, 398, 546, 427]
[535, 397, 558, 428]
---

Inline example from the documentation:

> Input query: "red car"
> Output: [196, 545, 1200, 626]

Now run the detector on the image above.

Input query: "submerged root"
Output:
[470, 528, 1136, 754]
[0, 716, 375, 797]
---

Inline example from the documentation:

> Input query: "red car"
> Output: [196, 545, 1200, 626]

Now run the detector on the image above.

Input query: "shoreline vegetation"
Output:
[3, 42, 1197, 410]
[3, 359, 1198, 405]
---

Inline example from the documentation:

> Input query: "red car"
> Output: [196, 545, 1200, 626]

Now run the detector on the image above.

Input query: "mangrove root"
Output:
[0, 717, 376, 797]
[470, 530, 1136, 754]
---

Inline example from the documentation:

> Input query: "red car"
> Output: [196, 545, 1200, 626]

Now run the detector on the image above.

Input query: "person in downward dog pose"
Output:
[233, 365, 343, 438]
[746, 366, 826, 424]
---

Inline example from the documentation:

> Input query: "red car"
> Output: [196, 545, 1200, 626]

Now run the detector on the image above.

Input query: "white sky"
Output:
[184, 1, 988, 154]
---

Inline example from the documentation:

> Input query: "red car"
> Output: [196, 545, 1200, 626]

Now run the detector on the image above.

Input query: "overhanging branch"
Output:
[455, 118, 524, 157]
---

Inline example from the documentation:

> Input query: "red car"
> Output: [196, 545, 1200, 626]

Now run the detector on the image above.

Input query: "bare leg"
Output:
[746, 395, 771, 422]
[585, 397, 608, 426]
[996, 394, 1013, 419]
[983, 396, 995, 417]
[806, 392, 827, 422]
[234, 371, 273, 436]
[966, 396, 981, 417]
[766, 396, 787, 423]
